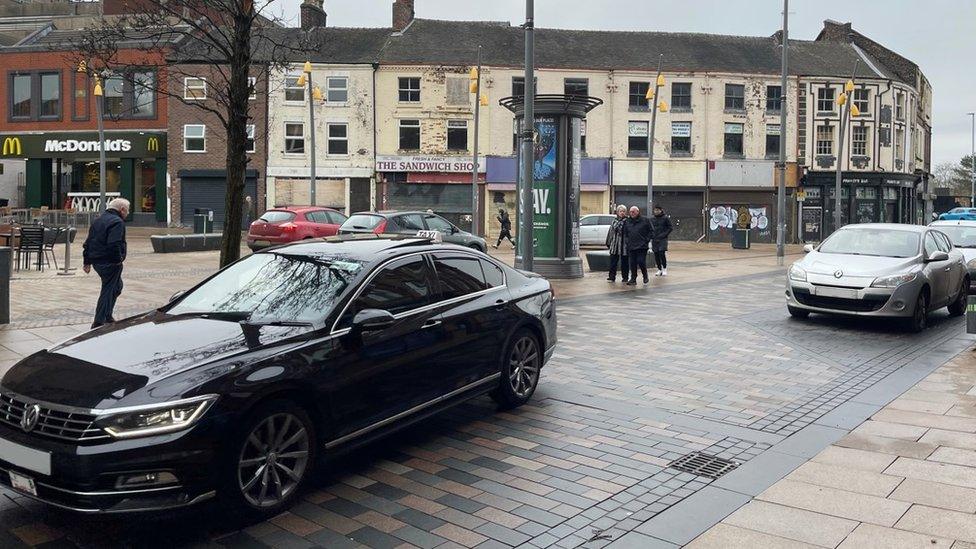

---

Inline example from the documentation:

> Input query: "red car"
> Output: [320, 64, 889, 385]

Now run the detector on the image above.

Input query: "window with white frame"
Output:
[816, 124, 834, 156]
[285, 74, 305, 102]
[248, 77, 257, 100]
[671, 121, 691, 155]
[817, 87, 835, 113]
[245, 124, 256, 153]
[184, 77, 207, 100]
[723, 122, 743, 156]
[852, 88, 869, 115]
[327, 123, 348, 155]
[398, 77, 420, 102]
[895, 127, 905, 160]
[852, 125, 868, 156]
[326, 76, 348, 103]
[724, 84, 745, 110]
[447, 120, 468, 151]
[765, 124, 780, 158]
[895, 92, 905, 120]
[183, 124, 206, 152]
[628, 121, 649, 156]
[285, 122, 305, 154]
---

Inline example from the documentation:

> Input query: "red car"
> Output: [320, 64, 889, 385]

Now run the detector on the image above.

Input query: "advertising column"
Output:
[532, 116, 558, 258]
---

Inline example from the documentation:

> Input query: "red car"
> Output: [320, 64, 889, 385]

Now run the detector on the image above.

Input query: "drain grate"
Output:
[668, 452, 739, 479]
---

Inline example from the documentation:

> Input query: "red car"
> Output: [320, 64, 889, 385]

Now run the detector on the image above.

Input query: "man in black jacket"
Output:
[624, 206, 654, 285]
[83, 198, 129, 328]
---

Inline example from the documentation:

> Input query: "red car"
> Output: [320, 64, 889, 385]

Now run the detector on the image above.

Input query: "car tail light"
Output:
[549, 286, 556, 300]
[374, 220, 387, 234]
[280, 222, 298, 233]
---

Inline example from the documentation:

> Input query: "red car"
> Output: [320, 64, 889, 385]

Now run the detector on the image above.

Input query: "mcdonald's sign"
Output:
[2, 137, 22, 157]
[147, 137, 160, 152]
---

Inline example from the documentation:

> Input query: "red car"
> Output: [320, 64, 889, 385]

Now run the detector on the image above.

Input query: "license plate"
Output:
[816, 286, 858, 299]
[9, 471, 37, 496]
[0, 436, 51, 476]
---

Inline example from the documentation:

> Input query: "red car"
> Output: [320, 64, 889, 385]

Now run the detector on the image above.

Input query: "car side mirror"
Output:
[169, 290, 186, 302]
[451, 225, 459, 234]
[803, 244, 815, 253]
[350, 309, 396, 334]
[927, 251, 949, 262]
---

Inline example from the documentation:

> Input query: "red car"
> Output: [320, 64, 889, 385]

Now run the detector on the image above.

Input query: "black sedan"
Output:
[0, 236, 556, 517]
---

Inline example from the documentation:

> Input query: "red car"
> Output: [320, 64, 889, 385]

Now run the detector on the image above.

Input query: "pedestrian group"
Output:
[605, 205, 672, 285]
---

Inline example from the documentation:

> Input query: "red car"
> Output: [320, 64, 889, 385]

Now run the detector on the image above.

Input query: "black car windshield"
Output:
[342, 214, 384, 230]
[937, 226, 976, 248]
[818, 228, 920, 258]
[168, 252, 365, 324]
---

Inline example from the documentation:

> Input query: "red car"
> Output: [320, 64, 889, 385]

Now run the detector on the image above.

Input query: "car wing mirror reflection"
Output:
[803, 244, 815, 253]
[350, 309, 396, 335]
[926, 251, 949, 262]
[169, 290, 186, 302]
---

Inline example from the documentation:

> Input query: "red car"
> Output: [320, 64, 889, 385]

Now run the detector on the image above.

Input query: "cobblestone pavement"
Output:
[0, 243, 971, 548]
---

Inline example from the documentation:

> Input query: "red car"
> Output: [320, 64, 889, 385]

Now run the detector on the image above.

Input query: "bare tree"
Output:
[70, 0, 309, 267]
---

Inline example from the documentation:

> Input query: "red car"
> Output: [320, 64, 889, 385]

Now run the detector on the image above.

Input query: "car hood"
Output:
[958, 248, 976, 263]
[0, 312, 308, 409]
[801, 252, 918, 276]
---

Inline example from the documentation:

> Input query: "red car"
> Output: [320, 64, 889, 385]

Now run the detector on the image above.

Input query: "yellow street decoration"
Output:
[836, 92, 847, 106]
[480, 94, 488, 106]
[658, 100, 668, 112]
[845, 80, 855, 92]
[656, 74, 665, 87]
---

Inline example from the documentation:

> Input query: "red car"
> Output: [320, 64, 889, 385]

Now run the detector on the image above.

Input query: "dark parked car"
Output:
[0, 236, 555, 517]
[246, 206, 348, 250]
[339, 211, 488, 252]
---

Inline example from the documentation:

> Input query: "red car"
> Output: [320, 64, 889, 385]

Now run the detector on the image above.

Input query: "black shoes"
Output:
[626, 280, 637, 286]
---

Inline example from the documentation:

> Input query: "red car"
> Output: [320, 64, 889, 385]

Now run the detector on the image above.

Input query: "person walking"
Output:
[605, 205, 629, 282]
[493, 208, 515, 249]
[83, 198, 129, 329]
[650, 205, 673, 276]
[624, 206, 653, 286]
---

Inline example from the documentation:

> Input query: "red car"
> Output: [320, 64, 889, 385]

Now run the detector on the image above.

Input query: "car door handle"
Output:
[421, 319, 442, 329]
[945, 267, 952, 272]
[494, 299, 507, 310]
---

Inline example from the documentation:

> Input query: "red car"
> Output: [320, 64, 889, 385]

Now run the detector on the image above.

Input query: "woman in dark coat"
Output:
[494, 208, 515, 248]
[605, 205, 629, 282]
[650, 205, 673, 276]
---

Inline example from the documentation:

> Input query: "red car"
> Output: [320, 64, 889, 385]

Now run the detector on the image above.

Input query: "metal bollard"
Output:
[57, 226, 76, 276]
[968, 296, 976, 334]
[0, 247, 9, 324]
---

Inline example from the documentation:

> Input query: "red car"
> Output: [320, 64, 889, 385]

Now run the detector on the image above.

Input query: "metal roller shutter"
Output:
[612, 189, 704, 241]
[180, 172, 257, 228]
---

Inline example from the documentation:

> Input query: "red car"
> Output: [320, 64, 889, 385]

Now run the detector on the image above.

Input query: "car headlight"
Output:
[871, 272, 918, 289]
[789, 264, 807, 282]
[96, 395, 218, 439]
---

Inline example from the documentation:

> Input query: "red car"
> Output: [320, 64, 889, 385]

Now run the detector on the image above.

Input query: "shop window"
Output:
[628, 121, 649, 156]
[671, 82, 692, 111]
[855, 187, 877, 200]
[447, 120, 467, 151]
[817, 87, 835, 113]
[398, 77, 420, 102]
[816, 125, 834, 156]
[326, 76, 347, 103]
[327, 123, 348, 155]
[671, 121, 691, 156]
[853, 88, 869, 115]
[184, 77, 207, 100]
[723, 122, 743, 157]
[724, 84, 744, 111]
[766, 85, 782, 113]
[766, 124, 781, 158]
[245, 124, 256, 153]
[399, 119, 420, 150]
[564, 78, 588, 98]
[629, 81, 649, 109]
[852, 125, 868, 156]
[138, 160, 157, 213]
[284, 74, 304, 102]
[9, 71, 61, 121]
[285, 122, 305, 154]
[183, 124, 206, 152]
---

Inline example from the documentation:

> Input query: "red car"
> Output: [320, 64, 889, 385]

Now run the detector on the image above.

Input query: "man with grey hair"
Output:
[83, 198, 130, 328]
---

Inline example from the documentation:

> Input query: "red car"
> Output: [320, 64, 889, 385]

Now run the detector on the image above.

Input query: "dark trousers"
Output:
[654, 250, 667, 270]
[93, 263, 123, 327]
[608, 253, 629, 281]
[496, 229, 514, 246]
[628, 248, 648, 282]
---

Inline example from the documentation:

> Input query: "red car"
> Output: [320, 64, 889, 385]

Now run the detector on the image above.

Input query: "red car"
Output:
[246, 206, 348, 250]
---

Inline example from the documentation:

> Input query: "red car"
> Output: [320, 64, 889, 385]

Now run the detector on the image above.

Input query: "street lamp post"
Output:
[297, 61, 322, 206]
[77, 62, 108, 214]
[833, 60, 860, 233]
[776, 0, 789, 263]
[645, 55, 666, 213]
[518, 0, 535, 271]
[968, 112, 975, 207]
[469, 47, 486, 236]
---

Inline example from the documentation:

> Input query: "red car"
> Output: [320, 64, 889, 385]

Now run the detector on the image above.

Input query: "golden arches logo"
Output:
[2, 137, 22, 156]
[147, 137, 160, 152]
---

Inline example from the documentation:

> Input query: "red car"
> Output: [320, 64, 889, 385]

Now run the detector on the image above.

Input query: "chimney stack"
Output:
[392, 0, 414, 33]
[301, 0, 327, 31]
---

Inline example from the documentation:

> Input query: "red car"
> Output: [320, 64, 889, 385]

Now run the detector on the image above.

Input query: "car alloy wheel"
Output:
[509, 335, 540, 399]
[909, 293, 928, 332]
[237, 412, 310, 509]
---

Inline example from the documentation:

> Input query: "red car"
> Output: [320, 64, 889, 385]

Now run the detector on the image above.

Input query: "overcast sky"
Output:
[266, 0, 976, 168]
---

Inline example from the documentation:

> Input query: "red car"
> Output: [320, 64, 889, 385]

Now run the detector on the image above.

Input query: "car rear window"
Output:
[342, 214, 384, 230]
[258, 211, 295, 223]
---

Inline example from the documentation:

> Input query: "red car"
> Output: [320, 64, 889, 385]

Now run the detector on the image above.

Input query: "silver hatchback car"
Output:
[786, 224, 968, 332]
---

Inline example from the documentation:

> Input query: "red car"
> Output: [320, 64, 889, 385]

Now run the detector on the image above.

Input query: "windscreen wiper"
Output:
[242, 320, 313, 327]
[167, 310, 253, 321]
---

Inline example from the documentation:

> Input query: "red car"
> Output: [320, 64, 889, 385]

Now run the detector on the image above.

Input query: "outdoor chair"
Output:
[16, 225, 45, 272]
[43, 226, 65, 270]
